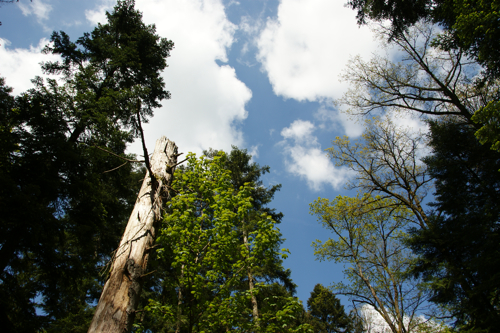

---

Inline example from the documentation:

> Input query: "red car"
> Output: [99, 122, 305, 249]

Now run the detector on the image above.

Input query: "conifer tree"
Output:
[409, 121, 500, 331]
[306, 284, 363, 333]
[0, 1, 173, 331]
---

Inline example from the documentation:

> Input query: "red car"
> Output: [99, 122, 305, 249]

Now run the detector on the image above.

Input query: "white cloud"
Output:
[359, 305, 445, 333]
[314, 103, 364, 137]
[85, 0, 115, 26]
[248, 144, 260, 161]
[0, 38, 61, 95]
[256, 0, 380, 103]
[87, 0, 252, 156]
[18, 0, 53, 31]
[281, 119, 316, 143]
[387, 112, 429, 134]
[279, 120, 354, 191]
[18, 0, 52, 21]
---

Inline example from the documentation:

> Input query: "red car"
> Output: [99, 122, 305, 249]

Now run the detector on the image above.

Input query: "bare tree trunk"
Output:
[243, 229, 259, 326]
[88, 137, 178, 333]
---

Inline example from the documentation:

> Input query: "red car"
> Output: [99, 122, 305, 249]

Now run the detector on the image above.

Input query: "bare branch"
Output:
[89, 144, 144, 163]
[103, 161, 128, 174]
[338, 23, 495, 127]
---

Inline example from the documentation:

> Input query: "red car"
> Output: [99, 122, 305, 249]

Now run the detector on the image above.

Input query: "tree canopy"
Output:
[310, 193, 426, 333]
[337, 11, 500, 331]
[339, 23, 493, 126]
[306, 284, 363, 333]
[327, 118, 431, 229]
[136, 152, 309, 333]
[0, 1, 173, 331]
[346, 0, 500, 79]
[408, 121, 500, 331]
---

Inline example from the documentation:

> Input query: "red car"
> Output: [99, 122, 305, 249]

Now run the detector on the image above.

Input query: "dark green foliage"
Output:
[432, 0, 500, 80]
[205, 146, 284, 223]
[0, 1, 172, 331]
[42, 0, 173, 141]
[408, 121, 500, 331]
[347, 0, 431, 36]
[0, 75, 140, 332]
[306, 284, 363, 333]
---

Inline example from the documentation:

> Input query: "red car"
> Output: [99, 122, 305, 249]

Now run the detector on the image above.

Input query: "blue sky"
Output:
[0, 0, 418, 307]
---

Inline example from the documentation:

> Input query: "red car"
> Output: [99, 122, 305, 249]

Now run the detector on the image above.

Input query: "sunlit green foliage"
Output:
[327, 118, 431, 229]
[310, 194, 427, 333]
[136, 153, 309, 333]
[472, 100, 500, 155]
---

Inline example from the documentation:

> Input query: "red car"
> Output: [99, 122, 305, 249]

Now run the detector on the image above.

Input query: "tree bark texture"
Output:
[88, 137, 178, 333]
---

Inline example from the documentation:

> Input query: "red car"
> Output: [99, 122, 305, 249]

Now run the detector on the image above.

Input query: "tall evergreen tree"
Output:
[409, 121, 500, 331]
[205, 146, 284, 222]
[306, 284, 363, 333]
[0, 1, 173, 331]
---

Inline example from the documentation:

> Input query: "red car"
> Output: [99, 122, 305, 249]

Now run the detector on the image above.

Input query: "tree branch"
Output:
[135, 100, 155, 187]
[90, 145, 144, 163]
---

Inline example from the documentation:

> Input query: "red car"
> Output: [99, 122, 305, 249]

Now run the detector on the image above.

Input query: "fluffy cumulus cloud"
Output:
[0, 38, 61, 95]
[116, 0, 252, 156]
[280, 119, 354, 191]
[360, 305, 440, 332]
[0, 1, 60, 93]
[257, 0, 380, 102]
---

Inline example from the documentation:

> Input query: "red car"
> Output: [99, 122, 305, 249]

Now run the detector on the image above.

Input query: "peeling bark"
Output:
[88, 137, 177, 333]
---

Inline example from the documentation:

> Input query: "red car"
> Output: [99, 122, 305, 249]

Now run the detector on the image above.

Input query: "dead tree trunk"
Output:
[88, 137, 178, 333]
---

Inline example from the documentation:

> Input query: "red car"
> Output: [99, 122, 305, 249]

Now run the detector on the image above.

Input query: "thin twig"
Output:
[173, 157, 188, 167]
[146, 244, 161, 251]
[103, 161, 128, 174]
[140, 270, 157, 278]
[165, 185, 179, 193]
[91, 145, 144, 163]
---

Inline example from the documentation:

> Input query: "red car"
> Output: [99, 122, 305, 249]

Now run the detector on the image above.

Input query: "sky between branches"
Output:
[0, 0, 426, 304]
